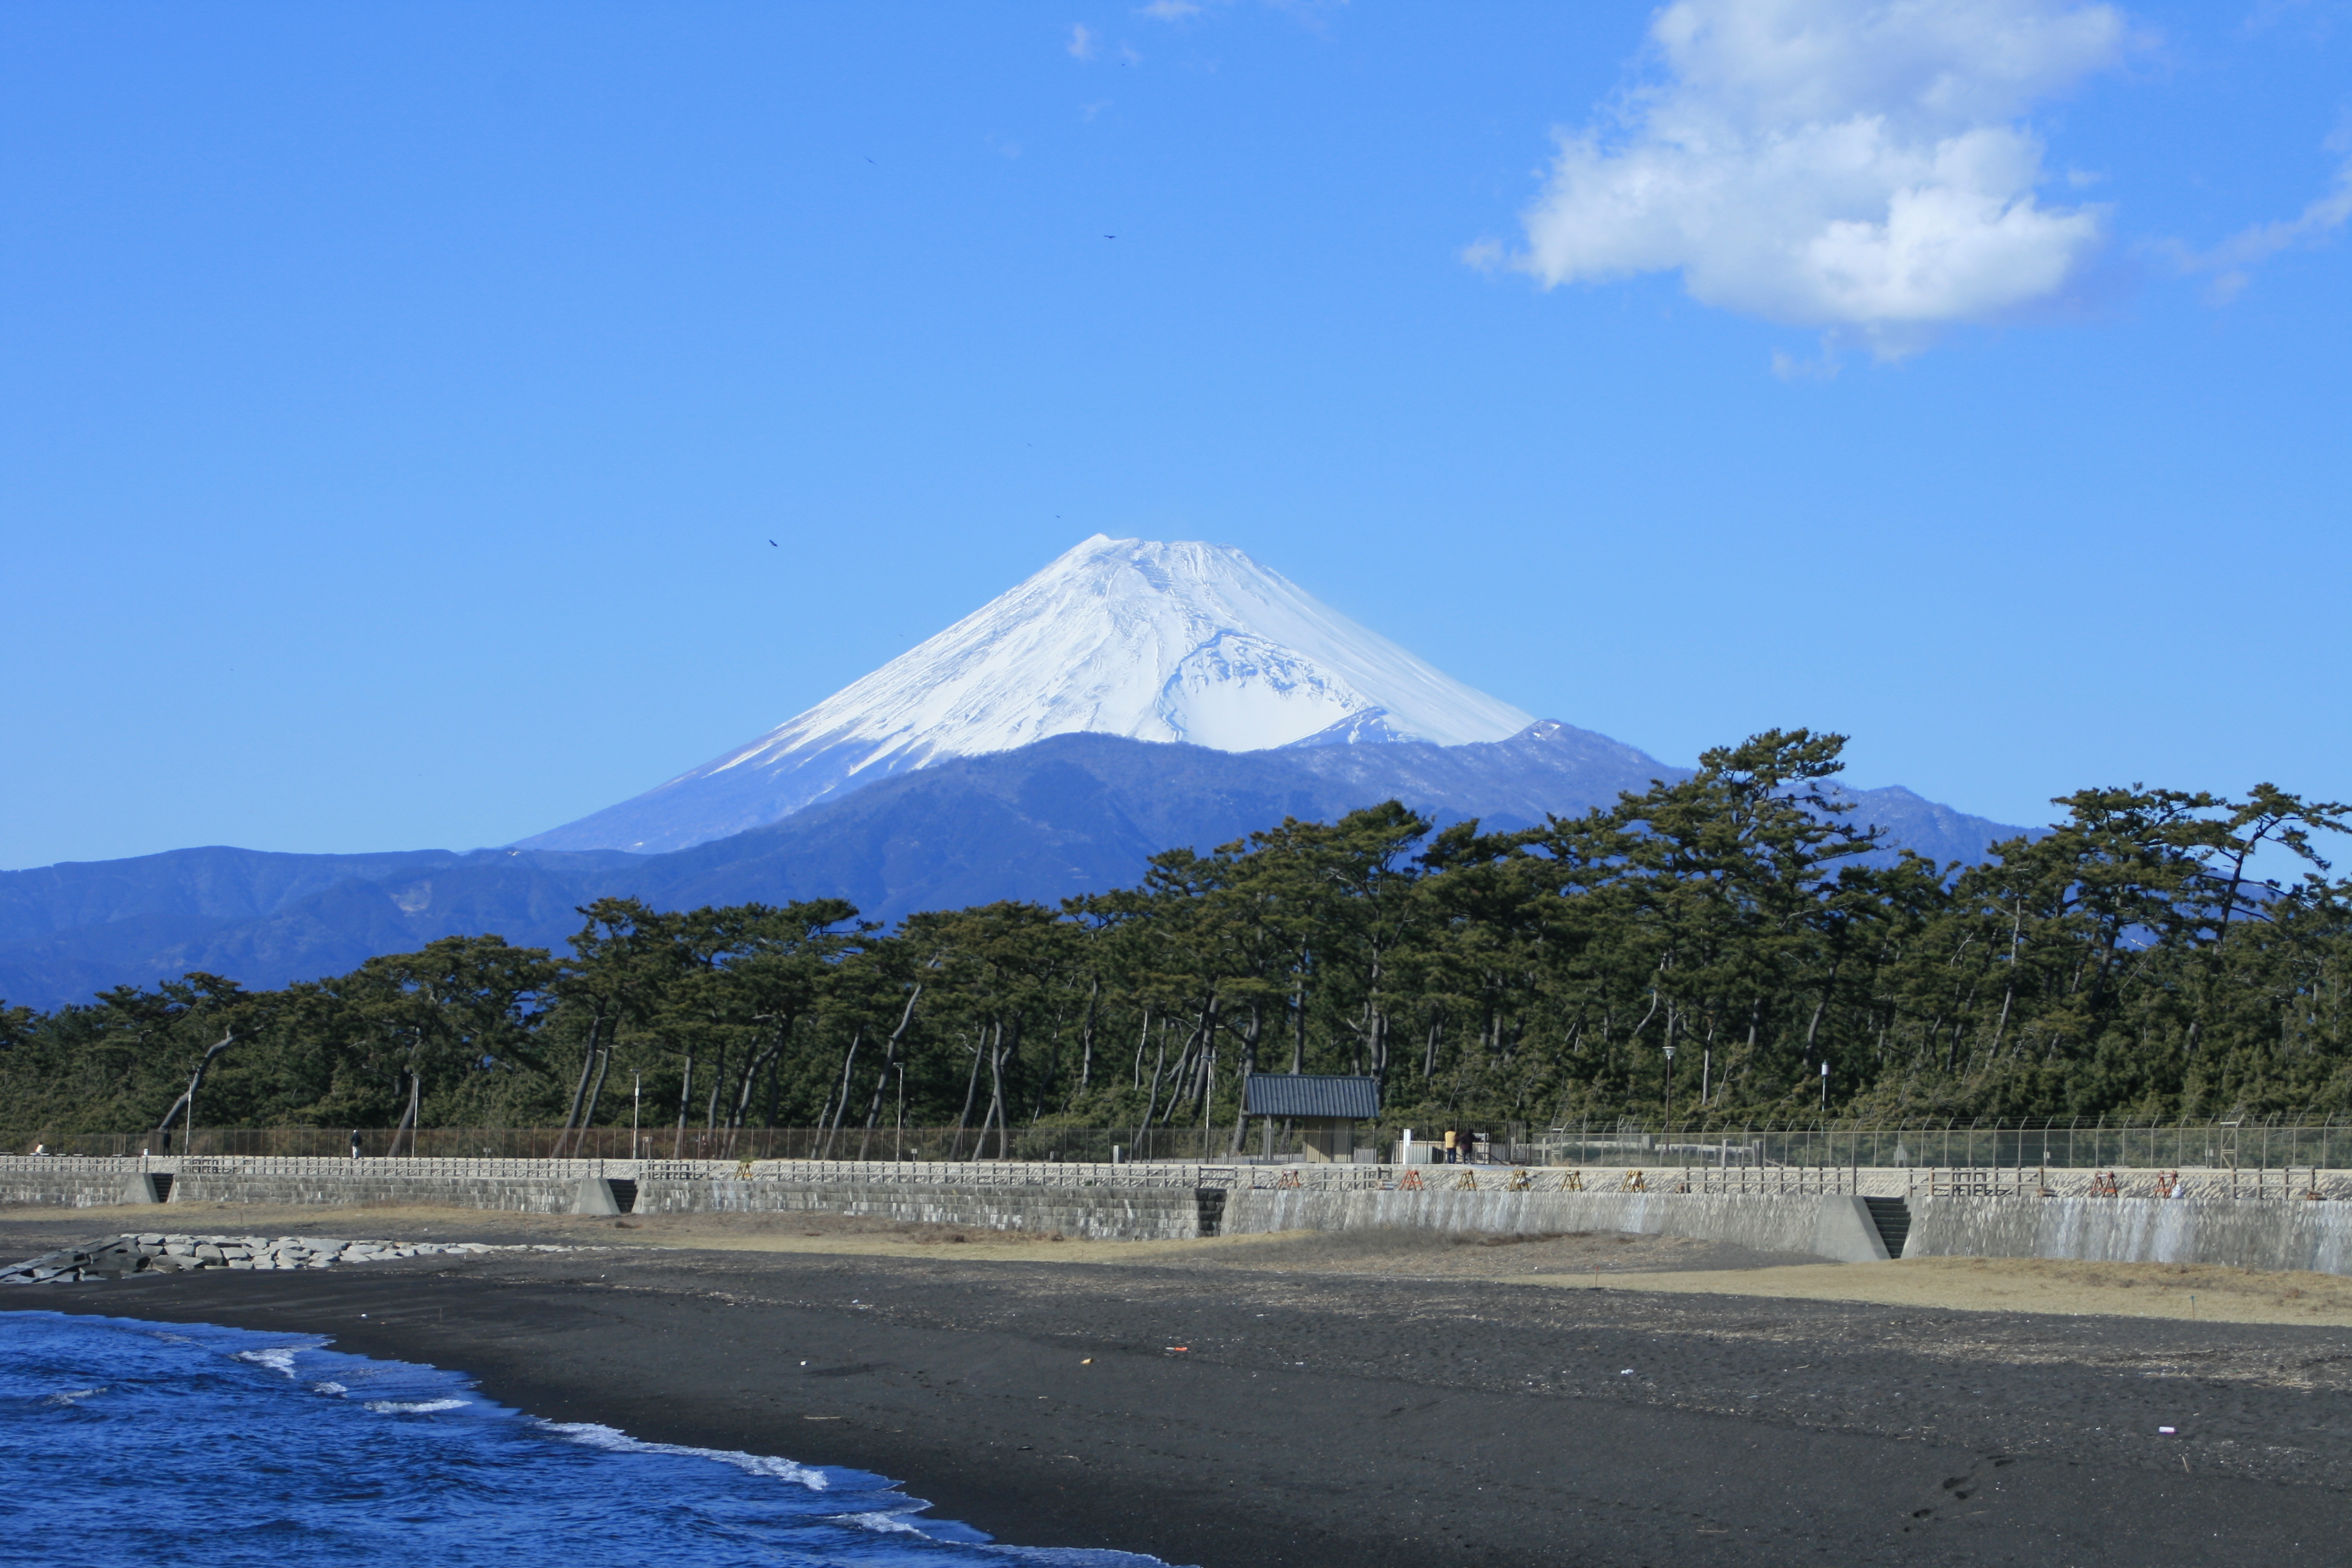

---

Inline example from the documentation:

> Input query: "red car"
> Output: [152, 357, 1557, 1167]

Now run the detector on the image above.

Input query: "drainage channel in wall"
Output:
[152, 1175, 174, 1203]
[1864, 1196, 1910, 1258]
[1195, 1187, 1227, 1238]
[607, 1179, 638, 1214]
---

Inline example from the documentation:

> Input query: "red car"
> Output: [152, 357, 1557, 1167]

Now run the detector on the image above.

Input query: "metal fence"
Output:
[16, 1117, 2352, 1171]
[1512, 1119, 2352, 1172]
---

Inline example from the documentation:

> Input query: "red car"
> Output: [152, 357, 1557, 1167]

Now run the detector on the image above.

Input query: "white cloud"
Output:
[2170, 137, 2352, 302]
[1069, 22, 1098, 59]
[1771, 345, 1841, 381]
[1138, 0, 1201, 17]
[1500, 0, 2131, 352]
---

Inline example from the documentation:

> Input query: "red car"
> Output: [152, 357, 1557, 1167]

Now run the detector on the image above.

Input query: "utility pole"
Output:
[632, 1071, 642, 1157]
[1820, 1060, 1829, 1112]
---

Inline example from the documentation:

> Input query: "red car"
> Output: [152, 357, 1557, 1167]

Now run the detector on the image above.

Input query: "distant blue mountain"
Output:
[0, 725, 2030, 1011]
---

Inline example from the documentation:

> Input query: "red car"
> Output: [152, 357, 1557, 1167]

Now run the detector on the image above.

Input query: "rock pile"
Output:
[0, 1233, 520, 1284]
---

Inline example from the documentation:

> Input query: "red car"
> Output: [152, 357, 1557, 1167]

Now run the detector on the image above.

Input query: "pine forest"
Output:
[7, 731, 2350, 1146]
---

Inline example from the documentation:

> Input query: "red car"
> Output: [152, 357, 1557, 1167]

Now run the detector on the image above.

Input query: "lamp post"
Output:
[632, 1072, 642, 1158]
[1820, 1060, 1829, 1113]
[1662, 1043, 1676, 1154]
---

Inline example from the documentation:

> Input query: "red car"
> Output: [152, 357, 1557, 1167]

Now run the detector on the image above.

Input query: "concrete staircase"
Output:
[1864, 1197, 1911, 1258]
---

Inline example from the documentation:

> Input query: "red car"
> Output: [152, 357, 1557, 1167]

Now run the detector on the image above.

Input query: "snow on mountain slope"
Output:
[519, 535, 1535, 854]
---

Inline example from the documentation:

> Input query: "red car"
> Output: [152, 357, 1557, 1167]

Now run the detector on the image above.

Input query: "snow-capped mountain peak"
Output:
[520, 535, 1534, 854]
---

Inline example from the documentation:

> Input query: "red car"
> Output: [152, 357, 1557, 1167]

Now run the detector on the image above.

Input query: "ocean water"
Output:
[0, 1310, 1169, 1567]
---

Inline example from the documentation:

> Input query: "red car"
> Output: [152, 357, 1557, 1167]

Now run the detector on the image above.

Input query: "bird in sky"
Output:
[1104, 234, 1116, 239]
[768, 540, 777, 547]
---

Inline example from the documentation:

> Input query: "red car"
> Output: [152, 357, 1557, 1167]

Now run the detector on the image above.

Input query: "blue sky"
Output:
[5, 1, 2348, 870]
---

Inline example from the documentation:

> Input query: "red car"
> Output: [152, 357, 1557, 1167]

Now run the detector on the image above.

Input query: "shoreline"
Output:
[9, 1211, 2352, 1564]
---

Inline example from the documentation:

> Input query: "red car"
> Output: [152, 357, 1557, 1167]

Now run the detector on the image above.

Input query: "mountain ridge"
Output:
[0, 726, 2030, 1011]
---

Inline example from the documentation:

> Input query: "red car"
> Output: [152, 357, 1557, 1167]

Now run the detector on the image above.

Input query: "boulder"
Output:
[83, 1243, 147, 1277]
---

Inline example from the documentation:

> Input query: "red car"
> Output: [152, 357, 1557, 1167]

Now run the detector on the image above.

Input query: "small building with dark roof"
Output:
[1242, 1073, 1380, 1162]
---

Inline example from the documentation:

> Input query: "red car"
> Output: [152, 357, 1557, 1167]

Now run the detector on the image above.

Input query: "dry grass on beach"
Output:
[8, 1200, 2352, 1328]
[1565, 1253, 2352, 1327]
[1148, 1225, 2352, 1325]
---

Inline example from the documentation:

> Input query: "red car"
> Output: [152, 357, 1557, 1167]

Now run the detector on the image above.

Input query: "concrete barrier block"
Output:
[118, 1174, 165, 1205]
[1809, 1196, 1891, 1263]
[572, 1178, 621, 1216]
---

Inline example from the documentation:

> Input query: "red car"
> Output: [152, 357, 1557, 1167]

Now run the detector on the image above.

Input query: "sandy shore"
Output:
[11, 1200, 2348, 1325]
[8, 1204, 2352, 1565]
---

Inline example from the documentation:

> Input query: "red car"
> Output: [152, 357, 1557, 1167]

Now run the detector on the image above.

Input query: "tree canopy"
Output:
[7, 731, 2348, 1143]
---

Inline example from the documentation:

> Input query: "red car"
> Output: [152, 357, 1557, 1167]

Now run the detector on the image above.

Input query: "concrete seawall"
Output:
[1908, 1194, 2352, 1275]
[1223, 1187, 1890, 1262]
[10, 1156, 2352, 1273]
[0, 1163, 164, 1211]
[187, 1171, 595, 1214]
[635, 1177, 1203, 1240]
[0, 1157, 1215, 1241]
[0, 1157, 1877, 1253]
[0, 1158, 595, 1215]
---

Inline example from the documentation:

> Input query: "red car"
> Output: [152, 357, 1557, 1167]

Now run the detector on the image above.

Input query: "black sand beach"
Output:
[7, 1210, 2351, 1566]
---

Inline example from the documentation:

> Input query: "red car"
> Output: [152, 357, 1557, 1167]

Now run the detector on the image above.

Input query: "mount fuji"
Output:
[0, 535, 2033, 1009]
[520, 535, 1536, 854]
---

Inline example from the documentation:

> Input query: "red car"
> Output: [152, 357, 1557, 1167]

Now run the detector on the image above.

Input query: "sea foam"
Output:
[365, 1398, 473, 1414]
[234, 1346, 304, 1378]
[543, 1420, 829, 1488]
